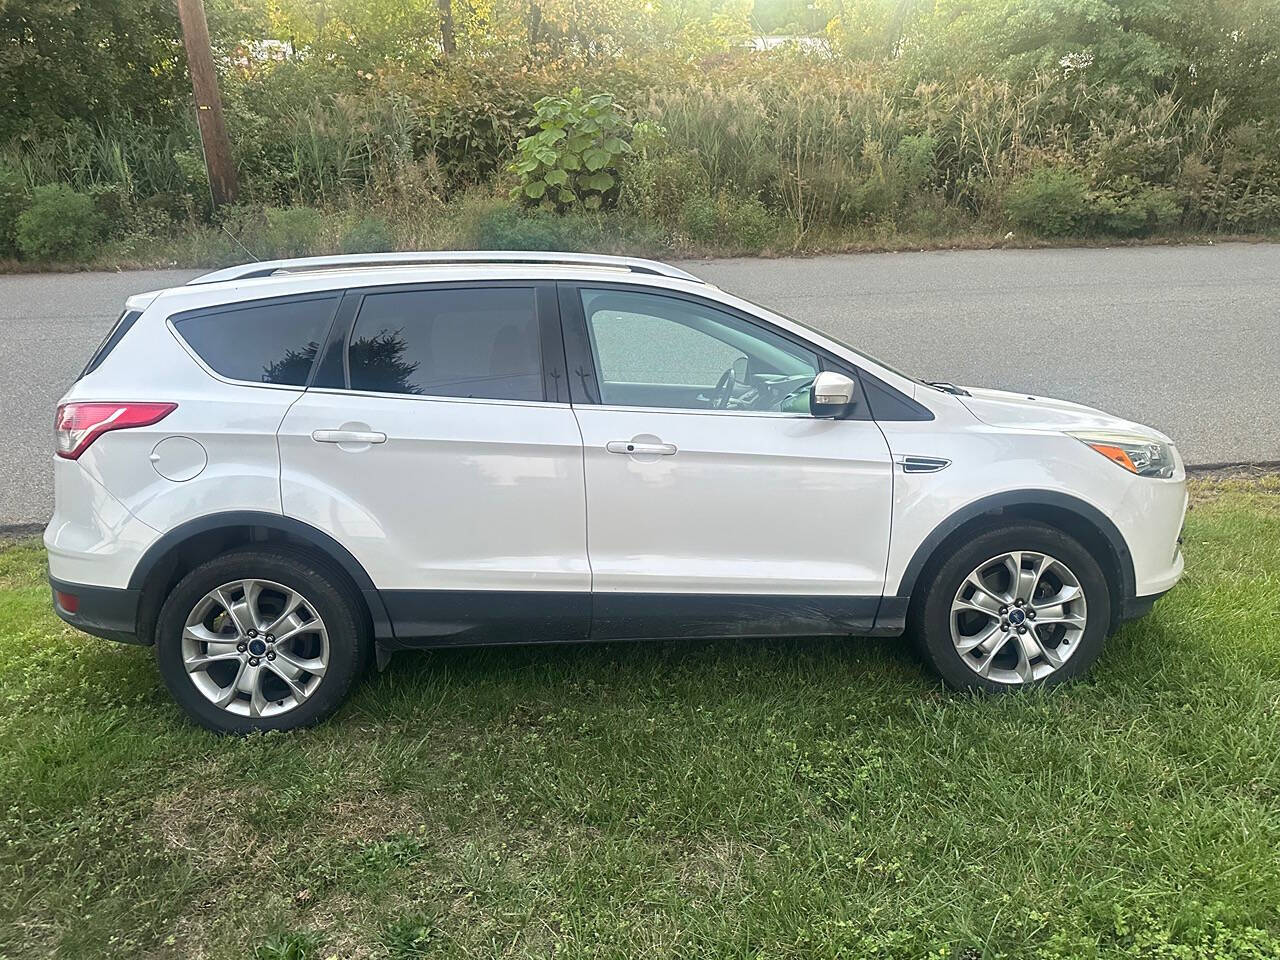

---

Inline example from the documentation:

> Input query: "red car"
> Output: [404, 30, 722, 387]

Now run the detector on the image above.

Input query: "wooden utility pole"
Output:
[176, 0, 239, 207]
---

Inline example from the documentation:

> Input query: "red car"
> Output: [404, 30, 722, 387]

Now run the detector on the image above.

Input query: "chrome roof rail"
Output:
[188, 251, 703, 285]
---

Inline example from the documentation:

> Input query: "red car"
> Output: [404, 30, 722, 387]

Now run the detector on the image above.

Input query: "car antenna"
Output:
[219, 223, 260, 262]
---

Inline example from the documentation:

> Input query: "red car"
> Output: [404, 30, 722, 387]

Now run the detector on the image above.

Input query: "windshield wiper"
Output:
[925, 381, 971, 397]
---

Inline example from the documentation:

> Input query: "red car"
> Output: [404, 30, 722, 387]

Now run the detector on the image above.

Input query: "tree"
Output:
[0, 0, 186, 141]
[438, 0, 457, 53]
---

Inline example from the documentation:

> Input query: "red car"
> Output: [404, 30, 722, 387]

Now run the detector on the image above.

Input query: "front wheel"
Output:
[912, 522, 1112, 691]
[154, 548, 369, 733]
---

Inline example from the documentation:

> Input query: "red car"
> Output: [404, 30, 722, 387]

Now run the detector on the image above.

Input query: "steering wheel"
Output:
[711, 366, 737, 409]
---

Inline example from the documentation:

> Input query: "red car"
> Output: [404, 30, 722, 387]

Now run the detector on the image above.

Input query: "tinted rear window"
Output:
[81, 309, 141, 378]
[347, 287, 543, 401]
[174, 296, 338, 386]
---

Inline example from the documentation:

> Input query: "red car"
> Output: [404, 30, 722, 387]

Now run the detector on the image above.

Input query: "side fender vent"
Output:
[900, 456, 951, 474]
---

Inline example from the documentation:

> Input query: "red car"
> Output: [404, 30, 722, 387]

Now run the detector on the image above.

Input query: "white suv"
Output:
[45, 252, 1186, 732]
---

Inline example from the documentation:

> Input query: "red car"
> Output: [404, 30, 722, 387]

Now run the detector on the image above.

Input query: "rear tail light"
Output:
[55, 402, 177, 460]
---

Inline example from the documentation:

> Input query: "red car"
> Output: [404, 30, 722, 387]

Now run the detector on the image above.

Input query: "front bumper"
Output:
[1119, 585, 1174, 622]
[49, 575, 143, 644]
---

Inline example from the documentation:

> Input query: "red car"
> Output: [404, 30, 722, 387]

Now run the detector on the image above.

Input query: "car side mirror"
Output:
[810, 371, 857, 419]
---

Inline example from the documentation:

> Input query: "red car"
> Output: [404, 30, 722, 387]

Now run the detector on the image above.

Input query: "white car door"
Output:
[277, 281, 590, 644]
[561, 284, 894, 639]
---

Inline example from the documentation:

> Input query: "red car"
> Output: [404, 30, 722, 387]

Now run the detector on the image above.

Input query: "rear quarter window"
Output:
[173, 296, 339, 386]
[81, 309, 141, 378]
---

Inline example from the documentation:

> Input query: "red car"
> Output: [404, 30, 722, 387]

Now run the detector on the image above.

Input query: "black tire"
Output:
[911, 521, 1112, 692]
[154, 547, 370, 733]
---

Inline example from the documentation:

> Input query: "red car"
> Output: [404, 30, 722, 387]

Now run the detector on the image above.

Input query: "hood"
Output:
[956, 386, 1173, 443]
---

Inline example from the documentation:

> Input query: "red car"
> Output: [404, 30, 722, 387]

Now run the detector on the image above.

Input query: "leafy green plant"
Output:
[617, 119, 709, 225]
[253, 931, 324, 960]
[471, 205, 591, 250]
[679, 191, 776, 250]
[262, 206, 326, 258]
[510, 90, 632, 211]
[1005, 167, 1091, 236]
[341, 215, 393, 253]
[1093, 181, 1180, 236]
[15, 183, 103, 260]
[380, 912, 441, 959]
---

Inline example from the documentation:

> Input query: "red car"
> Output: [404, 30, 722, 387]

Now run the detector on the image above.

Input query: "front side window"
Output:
[347, 287, 543, 401]
[580, 288, 820, 413]
[174, 296, 338, 386]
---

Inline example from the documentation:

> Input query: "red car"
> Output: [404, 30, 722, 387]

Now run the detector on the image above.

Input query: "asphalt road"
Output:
[2, 244, 1278, 526]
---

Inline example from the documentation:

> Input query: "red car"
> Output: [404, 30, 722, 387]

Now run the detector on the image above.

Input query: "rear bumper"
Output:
[49, 574, 143, 644]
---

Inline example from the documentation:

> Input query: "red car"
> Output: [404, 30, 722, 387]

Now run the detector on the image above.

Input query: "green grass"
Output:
[2, 478, 1279, 959]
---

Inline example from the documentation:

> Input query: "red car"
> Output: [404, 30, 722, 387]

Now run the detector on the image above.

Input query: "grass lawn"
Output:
[2, 477, 1278, 960]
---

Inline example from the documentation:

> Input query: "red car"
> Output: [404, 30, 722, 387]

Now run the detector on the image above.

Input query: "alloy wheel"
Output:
[950, 551, 1088, 685]
[180, 578, 329, 718]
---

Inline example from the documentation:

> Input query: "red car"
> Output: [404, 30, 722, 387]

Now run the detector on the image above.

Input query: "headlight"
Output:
[1069, 431, 1176, 478]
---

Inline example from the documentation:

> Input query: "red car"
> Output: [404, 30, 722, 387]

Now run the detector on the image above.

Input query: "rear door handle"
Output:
[606, 440, 677, 456]
[312, 429, 387, 444]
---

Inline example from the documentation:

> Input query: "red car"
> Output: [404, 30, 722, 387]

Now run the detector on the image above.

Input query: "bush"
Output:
[617, 121, 709, 225]
[679, 192, 777, 250]
[341, 215, 393, 253]
[1005, 167, 1091, 237]
[510, 90, 632, 212]
[470, 205, 590, 250]
[1094, 182, 1180, 236]
[262, 206, 325, 258]
[0, 163, 27, 257]
[87, 183, 131, 237]
[15, 184, 103, 260]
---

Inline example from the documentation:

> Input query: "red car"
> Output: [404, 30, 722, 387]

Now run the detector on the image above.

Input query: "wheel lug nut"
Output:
[248, 629, 257, 638]
[267, 651, 276, 661]
[999, 606, 1007, 615]
[236, 642, 246, 653]
[249, 657, 260, 666]
[1017, 625, 1027, 634]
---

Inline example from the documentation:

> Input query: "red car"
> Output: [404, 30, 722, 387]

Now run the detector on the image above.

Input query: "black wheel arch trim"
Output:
[891, 490, 1136, 605]
[127, 511, 394, 640]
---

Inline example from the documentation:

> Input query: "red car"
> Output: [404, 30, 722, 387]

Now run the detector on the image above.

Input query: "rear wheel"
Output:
[912, 522, 1111, 691]
[155, 548, 369, 733]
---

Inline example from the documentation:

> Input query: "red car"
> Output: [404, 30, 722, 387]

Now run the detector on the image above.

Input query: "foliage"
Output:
[0, 162, 26, 257]
[341, 215, 394, 253]
[4, 0, 1280, 261]
[253, 931, 325, 960]
[0, 0, 186, 142]
[15, 184, 102, 260]
[262, 206, 327, 258]
[679, 192, 777, 249]
[472, 205, 591, 250]
[1006, 167, 1091, 236]
[1092, 181, 1181, 237]
[467, 203, 666, 253]
[510, 91, 632, 212]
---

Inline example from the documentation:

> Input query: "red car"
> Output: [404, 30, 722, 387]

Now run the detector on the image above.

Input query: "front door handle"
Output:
[606, 440, 677, 456]
[312, 429, 387, 444]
